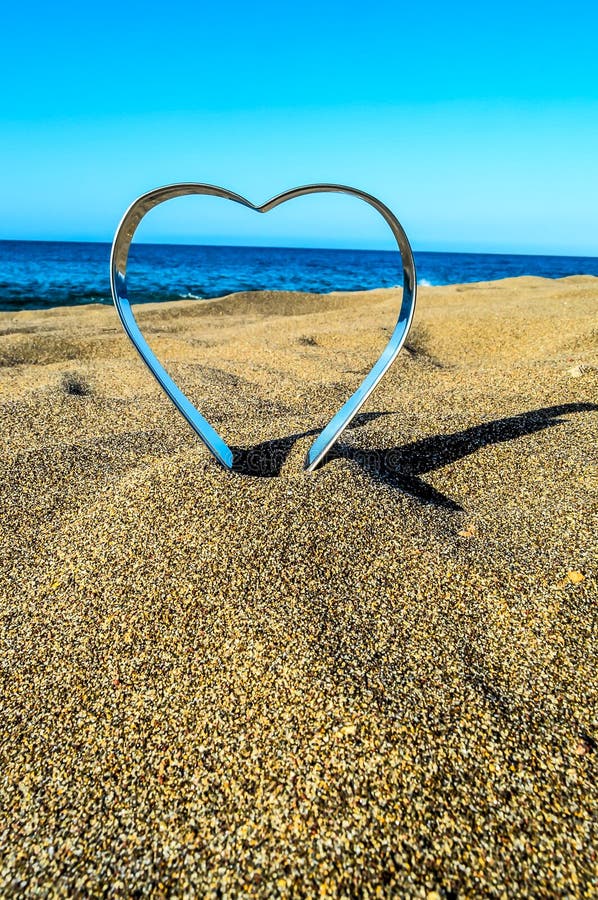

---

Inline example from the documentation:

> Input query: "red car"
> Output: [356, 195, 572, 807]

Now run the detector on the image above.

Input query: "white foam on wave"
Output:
[179, 292, 203, 300]
[389, 278, 435, 289]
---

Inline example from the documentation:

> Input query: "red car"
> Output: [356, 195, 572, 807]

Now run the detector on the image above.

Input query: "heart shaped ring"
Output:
[110, 183, 417, 471]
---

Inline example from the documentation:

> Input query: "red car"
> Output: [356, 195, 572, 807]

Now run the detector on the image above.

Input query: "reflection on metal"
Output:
[110, 183, 417, 472]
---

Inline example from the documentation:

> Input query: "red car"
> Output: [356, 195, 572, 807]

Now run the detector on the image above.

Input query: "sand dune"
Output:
[1, 277, 596, 896]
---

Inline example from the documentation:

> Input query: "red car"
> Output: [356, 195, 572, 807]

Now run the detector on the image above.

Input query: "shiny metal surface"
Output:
[110, 183, 417, 471]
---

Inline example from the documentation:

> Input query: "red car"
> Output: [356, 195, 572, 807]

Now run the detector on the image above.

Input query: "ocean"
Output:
[0, 239, 597, 313]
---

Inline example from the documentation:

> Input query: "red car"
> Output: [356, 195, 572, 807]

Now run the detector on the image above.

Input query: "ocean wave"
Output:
[178, 292, 204, 300]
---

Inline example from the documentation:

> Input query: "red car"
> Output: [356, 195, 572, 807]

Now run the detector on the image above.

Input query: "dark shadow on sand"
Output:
[231, 412, 391, 478]
[232, 403, 597, 510]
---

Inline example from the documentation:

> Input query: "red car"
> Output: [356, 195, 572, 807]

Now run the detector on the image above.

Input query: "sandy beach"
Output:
[0, 276, 596, 896]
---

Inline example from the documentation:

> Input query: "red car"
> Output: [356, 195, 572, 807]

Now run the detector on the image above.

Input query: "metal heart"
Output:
[110, 183, 417, 471]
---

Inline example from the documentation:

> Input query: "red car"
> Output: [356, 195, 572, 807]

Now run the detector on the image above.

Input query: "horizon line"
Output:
[0, 237, 597, 261]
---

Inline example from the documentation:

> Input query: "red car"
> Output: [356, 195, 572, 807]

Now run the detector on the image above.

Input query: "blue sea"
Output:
[0, 239, 597, 312]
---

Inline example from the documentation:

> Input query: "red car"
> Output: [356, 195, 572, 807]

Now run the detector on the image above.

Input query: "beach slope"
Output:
[1, 276, 596, 896]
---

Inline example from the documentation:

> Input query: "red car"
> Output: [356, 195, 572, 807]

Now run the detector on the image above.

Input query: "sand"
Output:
[0, 276, 596, 897]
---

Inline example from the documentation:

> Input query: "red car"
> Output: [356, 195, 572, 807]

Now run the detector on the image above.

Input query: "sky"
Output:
[1, 0, 597, 255]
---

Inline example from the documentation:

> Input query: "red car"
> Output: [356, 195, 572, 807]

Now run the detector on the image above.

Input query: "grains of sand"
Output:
[0, 277, 596, 896]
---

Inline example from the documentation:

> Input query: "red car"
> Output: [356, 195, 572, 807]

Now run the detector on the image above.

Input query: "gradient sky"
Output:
[1, 0, 597, 254]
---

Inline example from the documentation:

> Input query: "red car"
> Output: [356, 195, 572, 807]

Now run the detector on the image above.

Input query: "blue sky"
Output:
[1, 0, 597, 254]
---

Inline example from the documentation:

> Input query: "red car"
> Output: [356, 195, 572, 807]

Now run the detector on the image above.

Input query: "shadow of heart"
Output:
[230, 412, 393, 477]
[232, 403, 597, 510]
